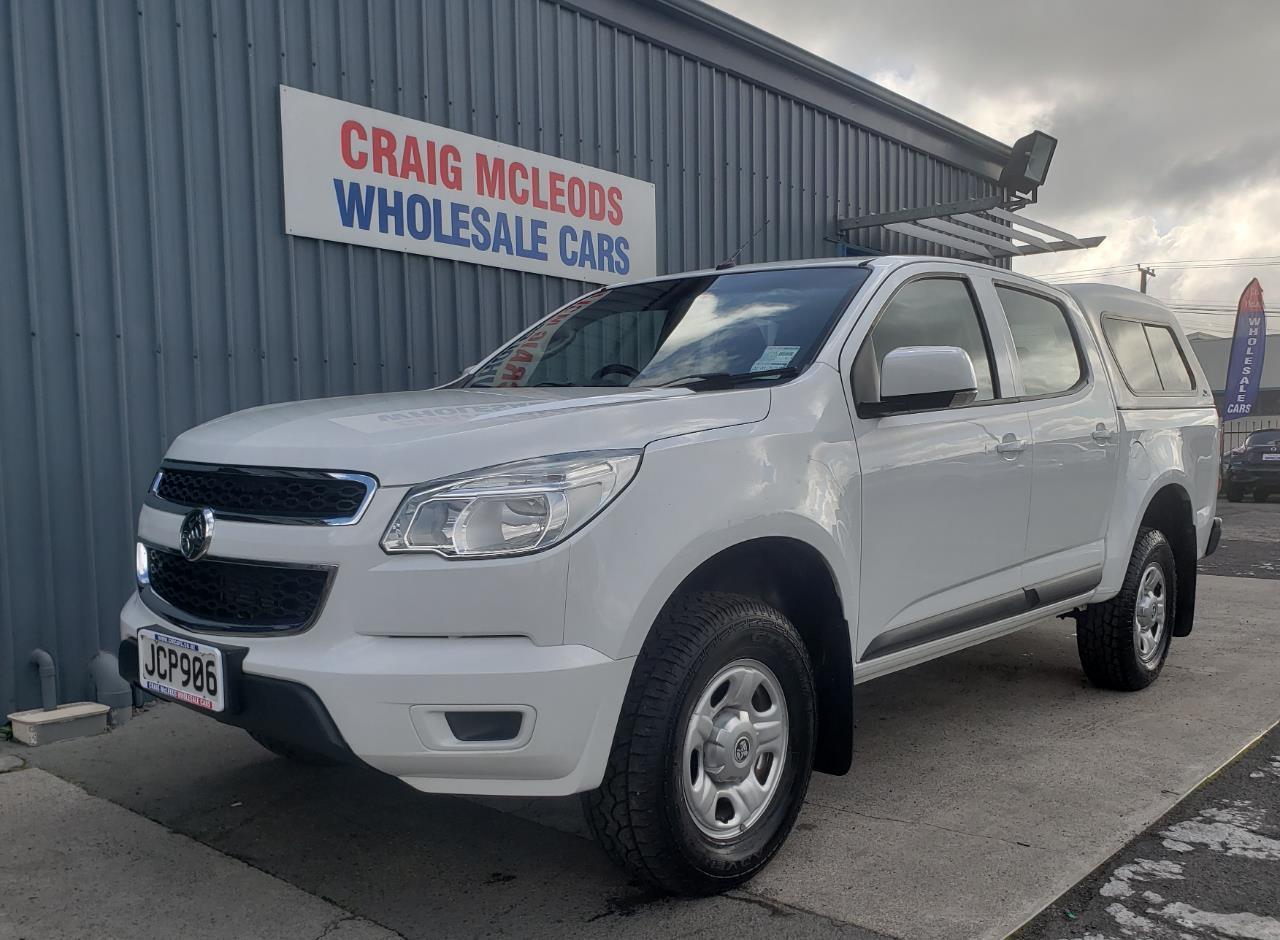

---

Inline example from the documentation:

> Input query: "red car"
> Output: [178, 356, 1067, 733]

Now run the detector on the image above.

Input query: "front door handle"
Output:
[1092, 423, 1115, 444]
[995, 434, 1027, 456]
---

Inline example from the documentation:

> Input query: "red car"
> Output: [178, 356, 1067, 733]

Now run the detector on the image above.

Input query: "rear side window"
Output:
[1102, 317, 1195, 394]
[995, 285, 1083, 396]
[1145, 325, 1195, 392]
[856, 277, 997, 403]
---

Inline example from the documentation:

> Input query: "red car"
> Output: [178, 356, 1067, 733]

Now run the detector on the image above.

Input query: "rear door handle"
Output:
[1092, 423, 1115, 444]
[995, 435, 1027, 456]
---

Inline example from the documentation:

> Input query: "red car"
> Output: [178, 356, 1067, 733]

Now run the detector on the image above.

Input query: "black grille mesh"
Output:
[156, 466, 368, 520]
[146, 547, 330, 632]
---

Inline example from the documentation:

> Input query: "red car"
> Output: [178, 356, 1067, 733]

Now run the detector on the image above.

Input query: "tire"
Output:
[1077, 527, 1176, 691]
[582, 591, 816, 895]
[248, 730, 341, 766]
[1225, 485, 1244, 502]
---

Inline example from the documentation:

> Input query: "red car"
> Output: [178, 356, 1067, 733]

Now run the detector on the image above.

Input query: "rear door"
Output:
[986, 281, 1119, 597]
[840, 266, 1032, 663]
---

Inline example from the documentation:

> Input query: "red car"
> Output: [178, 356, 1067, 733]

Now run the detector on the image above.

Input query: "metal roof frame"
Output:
[835, 195, 1105, 260]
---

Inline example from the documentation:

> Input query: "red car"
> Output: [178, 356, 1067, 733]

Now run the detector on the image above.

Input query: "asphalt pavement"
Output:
[1, 504, 1277, 939]
[1198, 497, 1280, 580]
[1015, 722, 1280, 940]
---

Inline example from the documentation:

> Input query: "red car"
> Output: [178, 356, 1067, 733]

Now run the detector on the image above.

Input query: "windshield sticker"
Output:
[750, 346, 800, 372]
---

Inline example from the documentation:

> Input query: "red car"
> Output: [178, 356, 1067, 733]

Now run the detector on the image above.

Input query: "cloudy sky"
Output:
[710, 0, 1280, 335]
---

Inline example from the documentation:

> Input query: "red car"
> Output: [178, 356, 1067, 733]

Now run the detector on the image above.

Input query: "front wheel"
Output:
[582, 592, 816, 895]
[1077, 527, 1175, 691]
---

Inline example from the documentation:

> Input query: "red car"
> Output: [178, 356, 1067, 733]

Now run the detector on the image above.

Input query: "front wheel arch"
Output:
[671, 538, 853, 775]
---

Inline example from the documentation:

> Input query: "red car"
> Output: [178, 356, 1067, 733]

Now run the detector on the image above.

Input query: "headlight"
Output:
[381, 450, 642, 557]
[136, 542, 150, 586]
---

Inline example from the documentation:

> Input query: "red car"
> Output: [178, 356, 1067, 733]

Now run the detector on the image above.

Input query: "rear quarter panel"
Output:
[1097, 406, 1220, 597]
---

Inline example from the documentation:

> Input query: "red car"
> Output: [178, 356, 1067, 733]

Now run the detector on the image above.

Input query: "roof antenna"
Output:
[716, 218, 770, 270]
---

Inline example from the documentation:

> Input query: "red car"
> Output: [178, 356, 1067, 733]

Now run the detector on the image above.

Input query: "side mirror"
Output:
[864, 346, 977, 417]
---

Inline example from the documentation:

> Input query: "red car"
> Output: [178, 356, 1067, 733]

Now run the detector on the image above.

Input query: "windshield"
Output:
[465, 267, 869, 388]
[1246, 429, 1280, 446]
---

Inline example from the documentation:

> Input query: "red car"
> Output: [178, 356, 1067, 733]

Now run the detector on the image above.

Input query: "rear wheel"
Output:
[582, 591, 816, 895]
[1225, 484, 1244, 502]
[1077, 527, 1175, 691]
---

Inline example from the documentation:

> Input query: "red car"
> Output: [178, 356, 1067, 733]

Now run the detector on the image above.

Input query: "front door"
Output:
[841, 270, 1032, 663]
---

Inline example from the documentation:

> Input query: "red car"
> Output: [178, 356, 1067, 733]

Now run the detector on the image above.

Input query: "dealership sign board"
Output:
[1222, 278, 1267, 417]
[280, 85, 657, 284]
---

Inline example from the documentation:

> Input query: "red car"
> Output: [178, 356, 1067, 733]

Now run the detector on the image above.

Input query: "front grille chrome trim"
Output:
[146, 461, 379, 526]
[137, 541, 336, 637]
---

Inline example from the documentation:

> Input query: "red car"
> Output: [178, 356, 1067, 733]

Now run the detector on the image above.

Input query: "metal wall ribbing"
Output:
[0, 0, 1003, 713]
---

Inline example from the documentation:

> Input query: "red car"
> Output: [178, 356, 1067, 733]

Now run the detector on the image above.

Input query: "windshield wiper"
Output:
[651, 367, 800, 391]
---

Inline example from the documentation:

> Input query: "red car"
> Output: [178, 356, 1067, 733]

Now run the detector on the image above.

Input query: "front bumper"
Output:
[119, 592, 633, 796]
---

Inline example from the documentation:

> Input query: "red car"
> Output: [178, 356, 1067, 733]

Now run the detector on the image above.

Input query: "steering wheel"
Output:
[591, 363, 640, 383]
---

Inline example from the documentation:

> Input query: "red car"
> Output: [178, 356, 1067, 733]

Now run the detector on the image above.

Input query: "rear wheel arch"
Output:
[665, 537, 853, 775]
[1135, 483, 1197, 637]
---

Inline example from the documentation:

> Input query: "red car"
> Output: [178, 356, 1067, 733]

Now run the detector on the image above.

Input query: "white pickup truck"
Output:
[120, 256, 1221, 894]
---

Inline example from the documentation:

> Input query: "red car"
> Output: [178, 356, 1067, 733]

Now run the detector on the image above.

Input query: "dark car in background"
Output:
[1223, 429, 1280, 502]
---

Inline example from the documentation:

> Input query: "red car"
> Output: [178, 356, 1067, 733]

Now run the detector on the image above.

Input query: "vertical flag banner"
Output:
[1222, 278, 1266, 418]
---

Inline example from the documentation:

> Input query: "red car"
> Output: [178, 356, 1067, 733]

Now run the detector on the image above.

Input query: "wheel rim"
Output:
[681, 658, 789, 841]
[1133, 562, 1168, 666]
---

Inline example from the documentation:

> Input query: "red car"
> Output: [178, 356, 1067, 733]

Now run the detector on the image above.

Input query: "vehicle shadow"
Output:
[18, 606, 1260, 939]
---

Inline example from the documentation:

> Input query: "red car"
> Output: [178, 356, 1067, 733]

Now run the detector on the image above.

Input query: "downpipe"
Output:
[87, 651, 134, 725]
[29, 649, 57, 711]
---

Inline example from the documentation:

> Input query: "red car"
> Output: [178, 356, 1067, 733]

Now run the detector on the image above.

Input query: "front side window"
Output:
[1102, 317, 1194, 394]
[465, 267, 870, 389]
[995, 285, 1083, 397]
[854, 277, 997, 405]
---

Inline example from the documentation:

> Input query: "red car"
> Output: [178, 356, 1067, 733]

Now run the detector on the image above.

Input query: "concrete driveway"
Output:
[3, 541, 1278, 938]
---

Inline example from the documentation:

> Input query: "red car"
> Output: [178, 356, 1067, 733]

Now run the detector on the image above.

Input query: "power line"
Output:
[1040, 263, 1280, 284]
[1143, 254, 1280, 266]
[1031, 254, 1280, 281]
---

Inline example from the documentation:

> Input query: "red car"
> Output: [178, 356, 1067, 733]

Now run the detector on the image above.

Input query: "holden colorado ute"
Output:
[120, 256, 1222, 894]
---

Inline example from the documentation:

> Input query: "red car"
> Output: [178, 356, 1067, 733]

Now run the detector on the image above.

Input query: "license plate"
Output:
[137, 628, 226, 712]
[1263, 453, 1280, 461]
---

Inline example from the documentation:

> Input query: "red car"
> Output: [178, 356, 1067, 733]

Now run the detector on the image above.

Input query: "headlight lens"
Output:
[136, 542, 150, 586]
[381, 451, 642, 557]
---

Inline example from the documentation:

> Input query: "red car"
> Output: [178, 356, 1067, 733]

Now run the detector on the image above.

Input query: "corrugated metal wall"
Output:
[0, 0, 1000, 714]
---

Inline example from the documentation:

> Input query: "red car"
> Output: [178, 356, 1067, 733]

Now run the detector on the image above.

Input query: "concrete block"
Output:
[7, 702, 109, 746]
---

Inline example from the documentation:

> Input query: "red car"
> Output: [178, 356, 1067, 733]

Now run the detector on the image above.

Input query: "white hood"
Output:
[167, 386, 769, 486]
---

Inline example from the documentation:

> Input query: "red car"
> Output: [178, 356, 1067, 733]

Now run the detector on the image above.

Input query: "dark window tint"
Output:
[1103, 317, 1194, 394]
[1103, 318, 1163, 393]
[1145, 325, 1195, 392]
[1245, 429, 1280, 446]
[465, 268, 869, 388]
[996, 286, 1082, 396]
[856, 278, 996, 403]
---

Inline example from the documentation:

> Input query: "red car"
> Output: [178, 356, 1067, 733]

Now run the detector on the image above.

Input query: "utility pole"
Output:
[1137, 264, 1156, 293]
